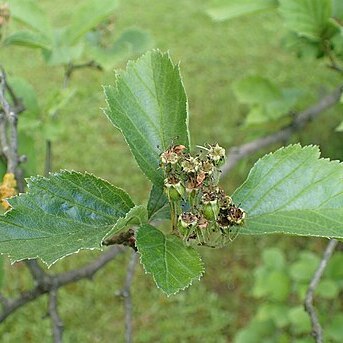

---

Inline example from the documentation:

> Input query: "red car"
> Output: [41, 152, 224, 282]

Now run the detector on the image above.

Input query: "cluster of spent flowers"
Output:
[160, 143, 246, 247]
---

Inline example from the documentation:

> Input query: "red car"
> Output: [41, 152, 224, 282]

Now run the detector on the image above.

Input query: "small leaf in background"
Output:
[261, 247, 285, 270]
[281, 32, 324, 59]
[42, 33, 84, 65]
[3, 31, 52, 50]
[41, 88, 77, 141]
[9, 0, 52, 37]
[8, 77, 40, 118]
[104, 50, 190, 187]
[233, 75, 281, 105]
[63, 0, 119, 45]
[289, 251, 320, 282]
[136, 224, 204, 296]
[325, 251, 343, 281]
[256, 304, 290, 329]
[86, 28, 152, 71]
[233, 76, 302, 124]
[316, 279, 339, 299]
[206, 0, 277, 22]
[279, 0, 333, 41]
[44, 88, 76, 117]
[233, 144, 343, 239]
[0, 171, 134, 266]
[327, 314, 343, 342]
[234, 318, 274, 343]
[287, 306, 311, 335]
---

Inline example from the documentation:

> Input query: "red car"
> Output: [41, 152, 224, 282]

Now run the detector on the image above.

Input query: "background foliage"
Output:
[0, 0, 342, 342]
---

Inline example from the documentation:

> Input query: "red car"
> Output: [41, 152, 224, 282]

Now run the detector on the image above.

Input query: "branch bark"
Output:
[0, 246, 124, 323]
[304, 239, 339, 343]
[117, 251, 138, 343]
[221, 85, 343, 176]
[0, 67, 126, 338]
[48, 286, 64, 343]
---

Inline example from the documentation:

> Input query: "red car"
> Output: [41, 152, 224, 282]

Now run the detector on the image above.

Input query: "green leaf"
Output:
[316, 279, 339, 299]
[290, 251, 320, 282]
[44, 88, 76, 117]
[279, 0, 333, 41]
[136, 224, 204, 295]
[8, 77, 40, 118]
[233, 144, 343, 239]
[206, 0, 277, 22]
[3, 31, 52, 50]
[327, 314, 343, 342]
[10, 0, 52, 37]
[0, 171, 134, 266]
[147, 185, 169, 220]
[325, 252, 343, 280]
[86, 28, 152, 71]
[262, 247, 286, 270]
[104, 50, 190, 187]
[287, 306, 311, 334]
[63, 0, 118, 45]
[42, 29, 84, 65]
[256, 304, 290, 328]
[233, 75, 281, 105]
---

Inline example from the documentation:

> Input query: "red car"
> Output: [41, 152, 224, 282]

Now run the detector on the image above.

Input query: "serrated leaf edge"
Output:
[136, 226, 205, 296]
[1, 169, 135, 267]
[102, 49, 191, 187]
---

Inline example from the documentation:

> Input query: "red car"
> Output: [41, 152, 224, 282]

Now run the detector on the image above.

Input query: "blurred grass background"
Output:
[0, 0, 342, 341]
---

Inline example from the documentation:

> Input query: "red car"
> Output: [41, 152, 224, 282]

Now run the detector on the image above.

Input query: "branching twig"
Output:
[221, 85, 343, 176]
[0, 67, 126, 340]
[0, 246, 124, 323]
[117, 251, 138, 343]
[64, 60, 103, 87]
[304, 239, 338, 343]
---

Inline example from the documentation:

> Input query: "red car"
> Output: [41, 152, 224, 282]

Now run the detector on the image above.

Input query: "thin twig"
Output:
[0, 66, 127, 337]
[304, 239, 338, 343]
[222, 85, 343, 176]
[0, 67, 19, 175]
[48, 286, 64, 343]
[117, 251, 138, 343]
[63, 60, 103, 87]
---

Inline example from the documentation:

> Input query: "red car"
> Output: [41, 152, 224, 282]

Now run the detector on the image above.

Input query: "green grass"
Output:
[0, 0, 342, 341]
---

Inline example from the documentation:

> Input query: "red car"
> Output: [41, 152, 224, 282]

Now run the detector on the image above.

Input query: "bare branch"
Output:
[222, 85, 343, 176]
[64, 60, 103, 87]
[0, 67, 19, 174]
[48, 287, 64, 343]
[56, 246, 124, 286]
[0, 246, 124, 323]
[304, 239, 338, 343]
[117, 251, 138, 343]
[0, 66, 129, 335]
